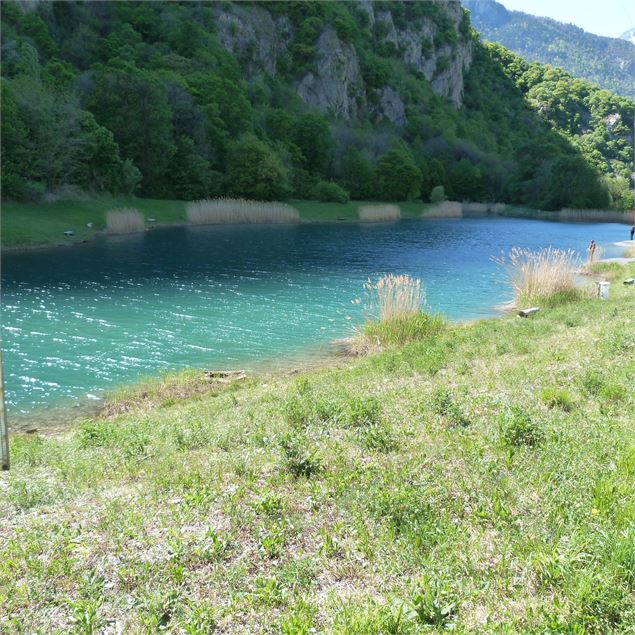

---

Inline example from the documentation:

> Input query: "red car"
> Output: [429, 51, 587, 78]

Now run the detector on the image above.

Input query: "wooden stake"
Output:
[0, 350, 9, 471]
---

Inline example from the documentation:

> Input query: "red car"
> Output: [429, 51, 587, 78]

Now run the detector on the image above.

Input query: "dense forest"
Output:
[1, 0, 633, 210]
[463, 0, 635, 100]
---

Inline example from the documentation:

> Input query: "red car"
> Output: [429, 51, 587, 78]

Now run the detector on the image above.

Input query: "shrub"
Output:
[186, 198, 299, 225]
[280, 433, 322, 478]
[500, 406, 543, 448]
[105, 208, 144, 234]
[359, 423, 396, 452]
[342, 396, 382, 427]
[431, 388, 470, 426]
[314, 180, 349, 203]
[493, 247, 580, 306]
[430, 185, 445, 203]
[358, 204, 401, 222]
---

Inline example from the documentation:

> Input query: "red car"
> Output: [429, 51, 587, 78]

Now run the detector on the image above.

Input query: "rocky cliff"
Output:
[214, 0, 472, 125]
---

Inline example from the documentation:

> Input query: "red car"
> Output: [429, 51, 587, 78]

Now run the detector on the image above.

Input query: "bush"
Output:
[314, 180, 349, 203]
[430, 185, 445, 203]
[279, 432, 322, 478]
[500, 406, 543, 448]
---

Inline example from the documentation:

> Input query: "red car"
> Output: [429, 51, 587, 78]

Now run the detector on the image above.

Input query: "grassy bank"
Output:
[1, 198, 426, 249]
[1, 264, 634, 633]
[3, 197, 632, 250]
[1, 198, 186, 248]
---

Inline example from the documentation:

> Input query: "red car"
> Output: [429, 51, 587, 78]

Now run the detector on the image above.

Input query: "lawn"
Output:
[1, 264, 634, 633]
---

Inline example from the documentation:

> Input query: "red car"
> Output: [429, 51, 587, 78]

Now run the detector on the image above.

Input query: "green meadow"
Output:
[1, 263, 633, 633]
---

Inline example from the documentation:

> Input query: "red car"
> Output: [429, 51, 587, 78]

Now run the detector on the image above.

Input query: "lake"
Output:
[1, 217, 628, 421]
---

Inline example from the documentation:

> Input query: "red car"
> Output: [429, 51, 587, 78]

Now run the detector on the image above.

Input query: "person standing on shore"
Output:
[588, 240, 597, 262]
[630, 225, 634, 240]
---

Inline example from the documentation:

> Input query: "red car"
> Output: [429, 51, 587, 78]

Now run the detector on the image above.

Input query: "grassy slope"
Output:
[1, 264, 634, 634]
[1, 199, 427, 248]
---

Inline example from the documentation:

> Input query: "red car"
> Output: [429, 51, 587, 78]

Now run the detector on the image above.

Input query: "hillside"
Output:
[1, 0, 633, 211]
[463, 0, 635, 99]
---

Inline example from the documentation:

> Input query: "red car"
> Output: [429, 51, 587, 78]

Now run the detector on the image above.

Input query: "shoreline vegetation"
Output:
[2, 260, 634, 632]
[2, 197, 635, 250]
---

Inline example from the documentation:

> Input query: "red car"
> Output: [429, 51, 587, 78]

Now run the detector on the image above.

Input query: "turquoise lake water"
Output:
[1, 217, 628, 420]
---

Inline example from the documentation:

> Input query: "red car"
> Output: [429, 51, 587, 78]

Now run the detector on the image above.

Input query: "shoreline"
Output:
[3, 200, 634, 252]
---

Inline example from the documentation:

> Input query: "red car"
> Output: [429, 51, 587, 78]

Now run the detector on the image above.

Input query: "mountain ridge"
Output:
[462, 0, 635, 98]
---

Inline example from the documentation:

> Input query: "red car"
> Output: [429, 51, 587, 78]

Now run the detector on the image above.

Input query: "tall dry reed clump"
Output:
[424, 201, 463, 218]
[106, 208, 145, 234]
[364, 273, 423, 321]
[358, 204, 401, 222]
[353, 273, 443, 353]
[493, 247, 581, 306]
[186, 198, 299, 225]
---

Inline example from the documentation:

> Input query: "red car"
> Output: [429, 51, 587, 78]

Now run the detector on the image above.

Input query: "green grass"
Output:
[1, 199, 430, 248]
[1, 198, 186, 248]
[1, 263, 634, 633]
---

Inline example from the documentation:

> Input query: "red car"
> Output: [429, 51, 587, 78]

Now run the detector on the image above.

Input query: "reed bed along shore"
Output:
[358, 204, 401, 222]
[105, 208, 145, 234]
[424, 200, 463, 218]
[186, 198, 299, 225]
[559, 207, 635, 223]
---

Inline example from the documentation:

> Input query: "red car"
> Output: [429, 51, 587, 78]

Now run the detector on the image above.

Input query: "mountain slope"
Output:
[463, 0, 635, 99]
[0, 0, 633, 211]
[621, 27, 635, 45]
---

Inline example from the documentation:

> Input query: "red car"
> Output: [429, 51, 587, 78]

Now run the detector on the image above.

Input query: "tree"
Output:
[341, 147, 375, 199]
[542, 155, 610, 210]
[225, 134, 290, 201]
[450, 158, 483, 200]
[87, 65, 176, 195]
[294, 112, 333, 175]
[376, 146, 422, 201]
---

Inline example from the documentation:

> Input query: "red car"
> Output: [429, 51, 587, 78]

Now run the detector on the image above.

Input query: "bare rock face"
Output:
[378, 86, 407, 125]
[374, 1, 473, 106]
[215, 4, 292, 76]
[214, 0, 473, 122]
[296, 29, 364, 119]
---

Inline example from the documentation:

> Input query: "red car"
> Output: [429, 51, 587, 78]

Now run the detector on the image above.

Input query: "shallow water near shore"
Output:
[1, 217, 627, 424]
